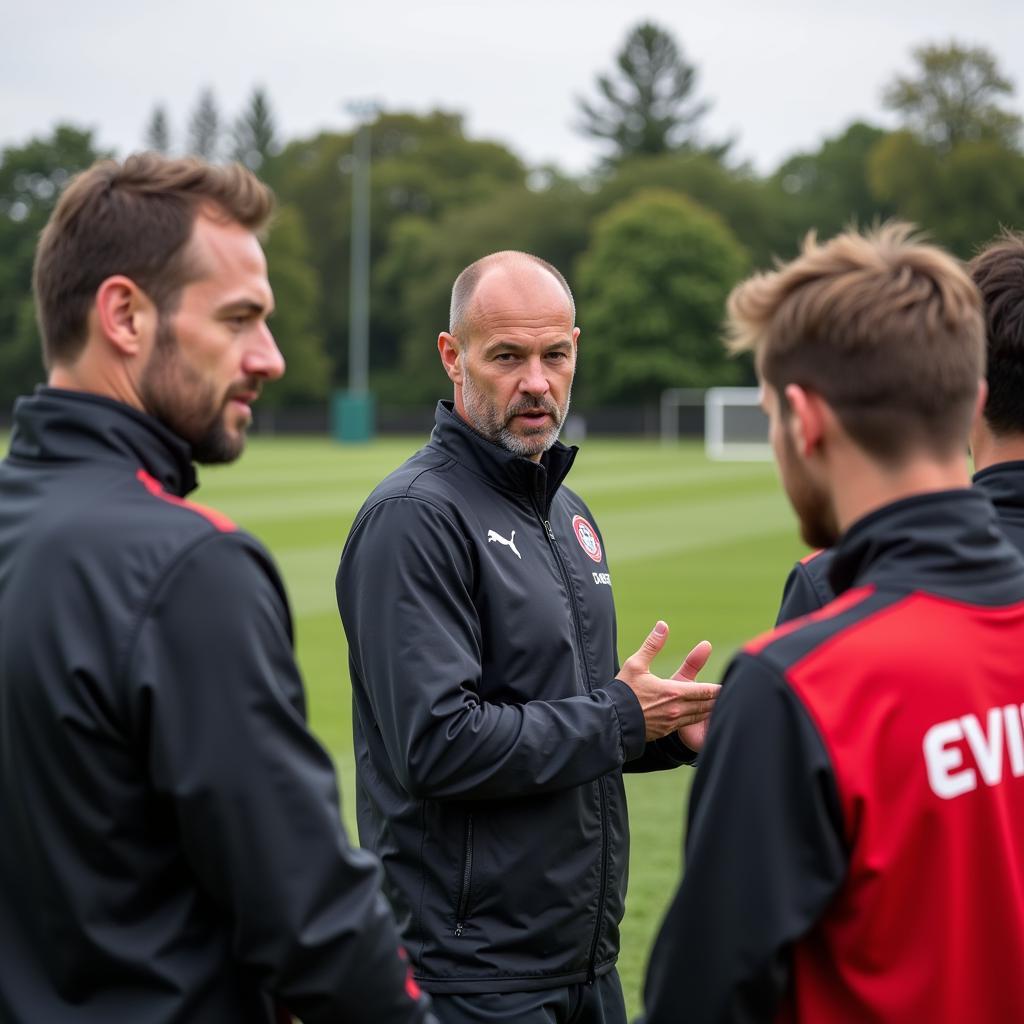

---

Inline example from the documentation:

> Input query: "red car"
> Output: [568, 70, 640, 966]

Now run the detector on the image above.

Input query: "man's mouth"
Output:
[227, 388, 260, 418]
[509, 405, 554, 426]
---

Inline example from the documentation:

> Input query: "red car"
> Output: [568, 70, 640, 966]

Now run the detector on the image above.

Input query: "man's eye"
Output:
[494, 353, 516, 362]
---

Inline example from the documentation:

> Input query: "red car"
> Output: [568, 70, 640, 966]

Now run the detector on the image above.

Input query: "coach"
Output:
[642, 224, 1024, 1023]
[336, 251, 718, 1024]
[0, 154, 433, 1024]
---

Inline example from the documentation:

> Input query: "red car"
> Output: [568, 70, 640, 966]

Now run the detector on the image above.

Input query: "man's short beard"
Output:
[779, 425, 839, 548]
[140, 316, 249, 465]
[462, 365, 569, 458]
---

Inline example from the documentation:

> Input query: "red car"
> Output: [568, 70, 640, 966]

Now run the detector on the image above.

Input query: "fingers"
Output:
[672, 680, 721, 725]
[674, 639, 712, 681]
[631, 620, 669, 670]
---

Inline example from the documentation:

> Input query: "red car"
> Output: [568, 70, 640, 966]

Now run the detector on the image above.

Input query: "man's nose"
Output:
[243, 323, 286, 381]
[519, 357, 550, 395]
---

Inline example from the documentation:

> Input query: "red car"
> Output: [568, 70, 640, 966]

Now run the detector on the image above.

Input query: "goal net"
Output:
[704, 387, 771, 461]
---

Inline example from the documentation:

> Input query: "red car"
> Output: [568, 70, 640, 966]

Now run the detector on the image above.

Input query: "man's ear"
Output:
[973, 378, 989, 426]
[438, 332, 463, 384]
[94, 276, 157, 358]
[784, 383, 826, 458]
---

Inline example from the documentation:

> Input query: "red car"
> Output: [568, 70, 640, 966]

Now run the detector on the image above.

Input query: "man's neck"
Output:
[831, 450, 972, 536]
[971, 426, 1024, 473]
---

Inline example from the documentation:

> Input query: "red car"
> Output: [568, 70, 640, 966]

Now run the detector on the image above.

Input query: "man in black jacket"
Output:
[774, 229, 1024, 624]
[0, 154, 434, 1024]
[336, 251, 719, 1024]
[641, 224, 1024, 1023]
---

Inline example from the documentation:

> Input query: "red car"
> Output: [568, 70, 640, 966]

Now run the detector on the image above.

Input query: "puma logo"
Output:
[487, 529, 521, 560]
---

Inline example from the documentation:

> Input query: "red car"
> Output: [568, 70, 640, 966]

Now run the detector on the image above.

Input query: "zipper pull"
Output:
[454, 922, 464, 937]
[543, 520, 555, 540]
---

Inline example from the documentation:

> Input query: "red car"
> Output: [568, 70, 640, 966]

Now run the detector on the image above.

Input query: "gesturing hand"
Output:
[616, 621, 719, 741]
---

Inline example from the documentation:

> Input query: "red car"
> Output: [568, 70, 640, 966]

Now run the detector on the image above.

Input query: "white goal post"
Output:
[659, 386, 772, 461]
[704, 386, 771, 461]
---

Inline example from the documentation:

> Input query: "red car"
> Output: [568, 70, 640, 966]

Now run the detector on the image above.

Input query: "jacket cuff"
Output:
[606, 678, 647, 762]
[655, 732, 698, 766]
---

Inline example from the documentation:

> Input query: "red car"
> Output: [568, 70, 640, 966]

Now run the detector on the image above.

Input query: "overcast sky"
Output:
[3, 0, 1024, 176]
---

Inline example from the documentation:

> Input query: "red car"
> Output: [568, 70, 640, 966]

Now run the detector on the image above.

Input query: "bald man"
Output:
[336, 252, 718, 1024]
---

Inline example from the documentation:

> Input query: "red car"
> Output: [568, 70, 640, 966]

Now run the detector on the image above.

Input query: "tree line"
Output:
[1, 26, 1022, 412]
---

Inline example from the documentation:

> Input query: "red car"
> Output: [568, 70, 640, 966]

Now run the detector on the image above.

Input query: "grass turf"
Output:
[196, 435, 808, 1018]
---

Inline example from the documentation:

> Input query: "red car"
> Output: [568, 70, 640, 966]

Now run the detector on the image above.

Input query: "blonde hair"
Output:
[726, 222, 984, 461]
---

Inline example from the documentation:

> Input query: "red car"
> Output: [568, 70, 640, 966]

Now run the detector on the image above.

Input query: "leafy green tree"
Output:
[773, 122, 896, 240]
[187, 87, 222, 161]
[260, 205, 331, 406]
[592, 151, 792, 268]
[883, 42, 1022, 151]
[145, 105, 172, 154]
[577, 22, 723, 163]
[869, 130, 1024, 255]
[575, 189, 748, 405]
[0, 126, 105, 408]
[232, 87, 278, 171]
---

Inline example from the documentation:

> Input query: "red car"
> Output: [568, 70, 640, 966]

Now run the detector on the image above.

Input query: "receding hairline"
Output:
[449, 250, 575, 337]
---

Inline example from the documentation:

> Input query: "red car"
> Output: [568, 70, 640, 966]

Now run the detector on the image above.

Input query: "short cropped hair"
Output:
[33, 152, 274, 368]
[968, 231, 1024, 436]
[449, 250, 575, 337]
[726, 222, 985, 463]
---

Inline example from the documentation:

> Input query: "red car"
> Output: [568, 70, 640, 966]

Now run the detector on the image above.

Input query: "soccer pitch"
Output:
[198, 434, 807, 1016]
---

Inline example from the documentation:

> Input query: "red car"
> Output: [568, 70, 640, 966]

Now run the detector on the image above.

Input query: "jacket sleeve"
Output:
[641, 652, 848, 1024]
[774, 552, 834, 626]
[337, 496, 647, 801]
[127, 532, 435, 1024]
[623, 732, 698, 772]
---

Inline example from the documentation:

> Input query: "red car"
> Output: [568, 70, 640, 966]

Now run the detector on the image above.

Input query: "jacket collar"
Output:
[427, 400, 577, 514]
[828, 488, 1016, 595]
[8, 387, 198, 497]
[973, 460, 1024, 517]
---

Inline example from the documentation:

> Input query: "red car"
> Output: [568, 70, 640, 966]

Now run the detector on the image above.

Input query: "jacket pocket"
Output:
[453, 813, 474, 936]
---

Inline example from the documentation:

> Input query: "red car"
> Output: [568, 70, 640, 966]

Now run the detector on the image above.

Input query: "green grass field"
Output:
[197, 435, 807, 1018]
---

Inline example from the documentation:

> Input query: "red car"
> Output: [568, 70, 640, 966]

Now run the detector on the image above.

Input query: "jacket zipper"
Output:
[454, 813, 474, 936]
[538, 502, 609, 983]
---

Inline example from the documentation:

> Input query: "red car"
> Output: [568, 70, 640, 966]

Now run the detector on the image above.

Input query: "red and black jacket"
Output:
[643, 489, 1024, 1023]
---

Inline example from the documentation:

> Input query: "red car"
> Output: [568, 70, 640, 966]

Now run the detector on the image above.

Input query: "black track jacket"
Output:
[643, 490, 1024, 1022]
[774, 462, 1024, 623]
[337, 402, 693, 995]
[0, 389, 431, 1024]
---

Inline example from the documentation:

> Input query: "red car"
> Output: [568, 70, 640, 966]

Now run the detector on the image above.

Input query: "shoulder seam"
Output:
[348, 489, 474, 564]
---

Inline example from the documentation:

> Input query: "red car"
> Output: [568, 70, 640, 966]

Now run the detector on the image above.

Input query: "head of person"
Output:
[726, 222, 985, 548]
[437, 251, 579, 462]
[33, 152, 284, 464]
[968, 230, 1024, 462]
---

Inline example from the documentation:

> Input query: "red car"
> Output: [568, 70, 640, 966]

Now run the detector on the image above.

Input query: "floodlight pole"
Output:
[347, 104, 373, 396]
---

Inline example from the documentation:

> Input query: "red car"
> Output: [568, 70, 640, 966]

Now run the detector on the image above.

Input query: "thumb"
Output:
[633, 620, 669, 669]
[674, 640, 712, 682]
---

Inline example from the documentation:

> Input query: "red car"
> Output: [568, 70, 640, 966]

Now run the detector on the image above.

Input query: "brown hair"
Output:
[449, 250, 575, 336]
[968, 230, 1024, 436]
[726, 222, 985, 462]
[33, 152, 274, 368]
